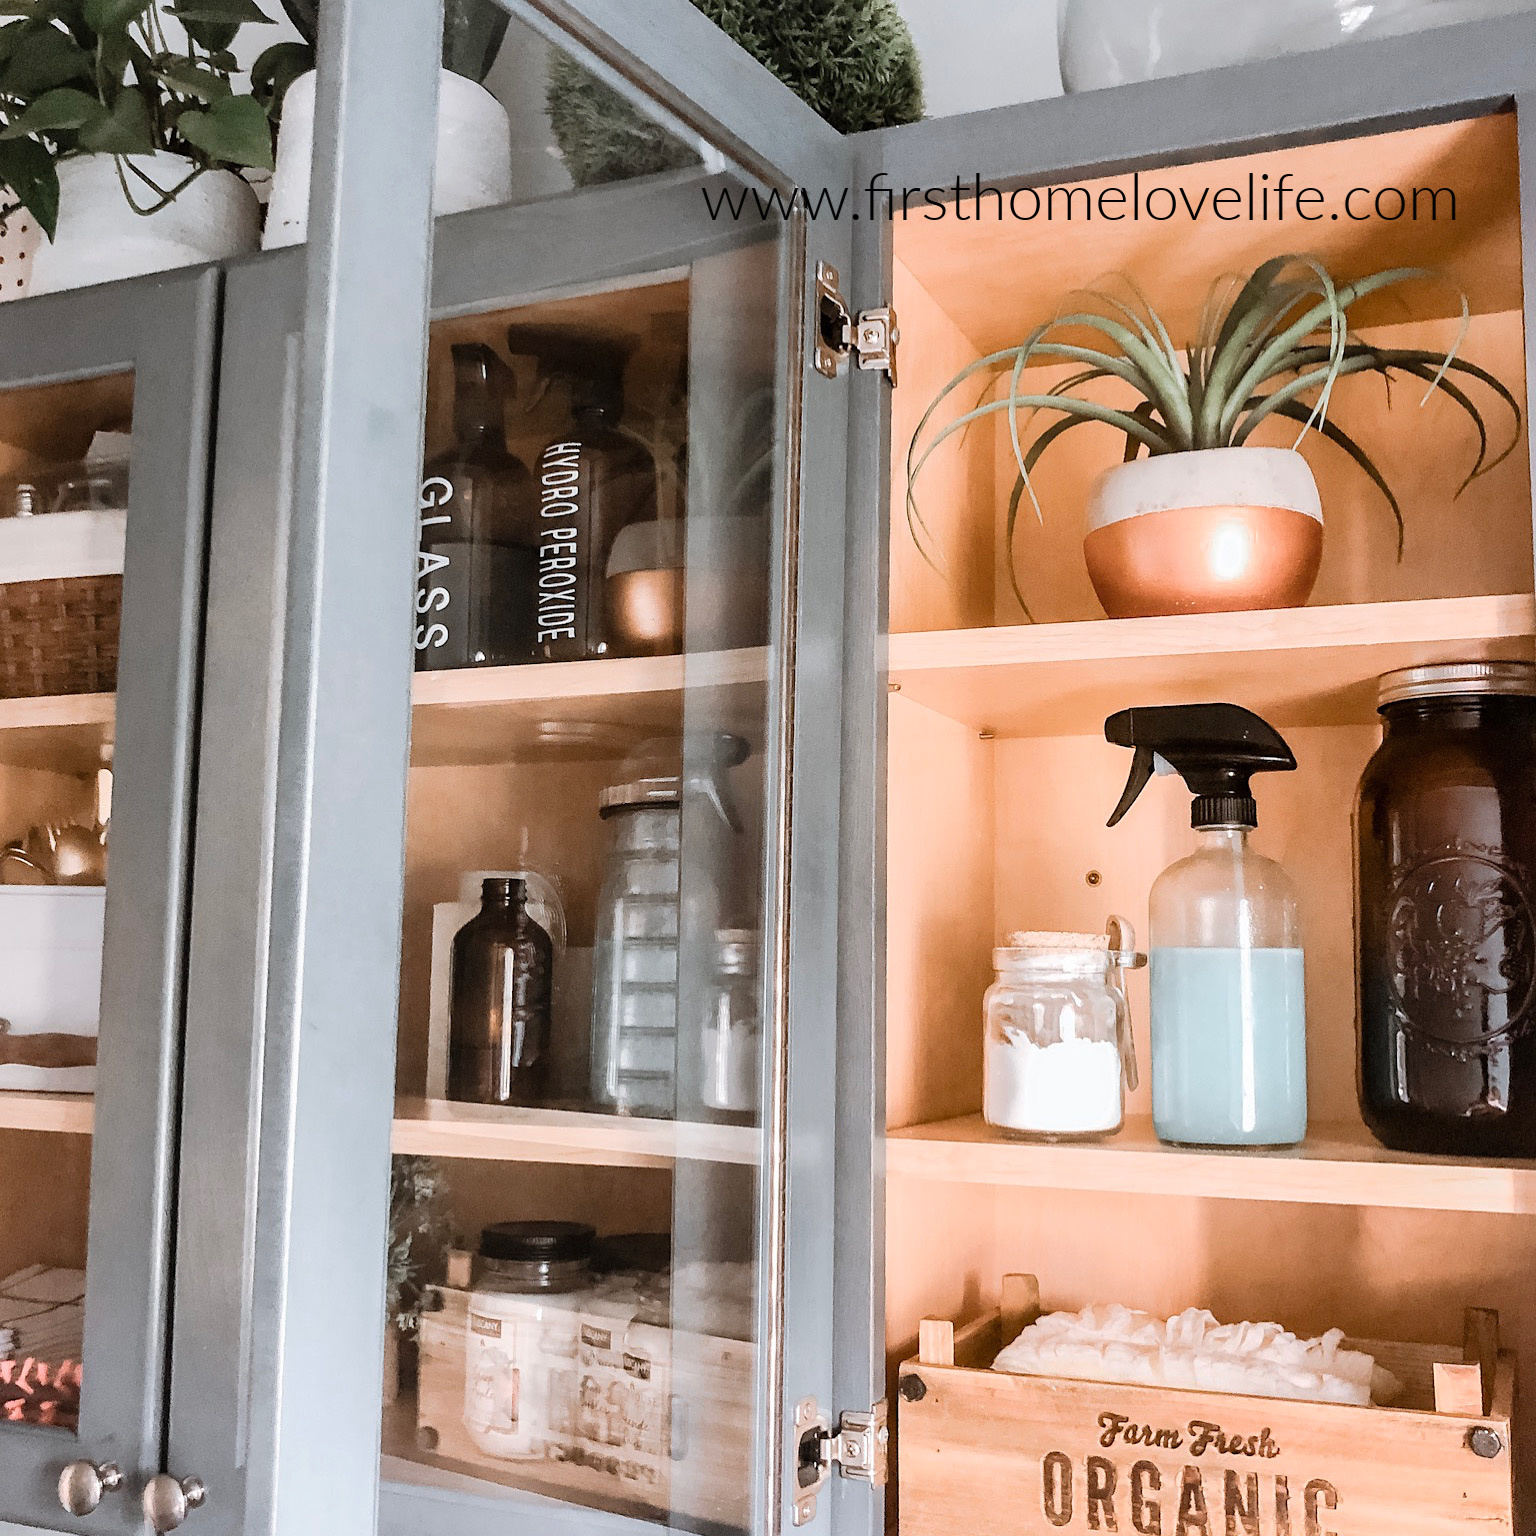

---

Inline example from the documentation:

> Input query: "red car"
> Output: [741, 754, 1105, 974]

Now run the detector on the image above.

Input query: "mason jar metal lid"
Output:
[599, 774, 683, 814]
[1378, 661, 1536, 709]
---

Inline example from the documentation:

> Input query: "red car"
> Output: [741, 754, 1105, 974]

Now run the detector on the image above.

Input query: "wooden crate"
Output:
[898, 1275, 1516, 1536]
[413, 1284, 754, 1528]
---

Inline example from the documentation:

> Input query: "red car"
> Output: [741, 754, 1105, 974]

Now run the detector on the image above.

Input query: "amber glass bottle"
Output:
[416, 345, 539, 670]
[1356, 662, 1536, 1156]
[448, 878, 554, 1106]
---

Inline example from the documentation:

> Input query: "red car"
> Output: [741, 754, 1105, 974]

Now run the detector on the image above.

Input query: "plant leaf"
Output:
[0, 83, 102, 136]
[0, 21, 92, 95]
[83, 0, 150, 28]
[170, 0, 271, 21]
[76, 80, 152, 151]
[175, 88, 271, 168]
[249, 38, 311, 114]
[277, 0, 315, 45]
[152, 56, 232, 100]
[0, 131, 57, 235]
[1270, 399, 1405, 559]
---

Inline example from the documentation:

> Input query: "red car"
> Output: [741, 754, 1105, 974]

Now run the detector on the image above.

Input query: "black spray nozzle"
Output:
[1104, 704, 1296, 830]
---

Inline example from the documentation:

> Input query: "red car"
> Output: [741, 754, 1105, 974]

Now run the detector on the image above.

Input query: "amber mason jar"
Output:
[1356, 662, 1536, 1156]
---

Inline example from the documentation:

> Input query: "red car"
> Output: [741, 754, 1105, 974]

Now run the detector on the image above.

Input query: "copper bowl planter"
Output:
[1083, 447, 1324, 618]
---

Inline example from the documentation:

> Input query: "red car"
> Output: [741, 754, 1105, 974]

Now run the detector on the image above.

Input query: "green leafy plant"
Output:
[387, 1154, 454, 1339]
[0, 0, 292, 239]
[548, 0, 925, 188]
[908, 256, 1524, 621]
[275, 0, 511, 86]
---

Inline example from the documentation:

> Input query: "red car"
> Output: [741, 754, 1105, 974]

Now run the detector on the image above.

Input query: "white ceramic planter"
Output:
[264, 69, 514, 249]
[0, 212, 40, 303]
[28, 152, 259, 296]
[1060, 0, 1536, 91]
[1083, 446, 1324, 618]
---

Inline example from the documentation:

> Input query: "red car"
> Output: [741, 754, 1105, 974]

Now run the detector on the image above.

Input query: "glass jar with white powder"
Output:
[983, 923, 1143, 1140]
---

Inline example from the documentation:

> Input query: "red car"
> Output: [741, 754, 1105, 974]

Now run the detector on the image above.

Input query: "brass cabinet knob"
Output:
[142, 1473, 207, 1532]
[57, 1460, 124, 1517]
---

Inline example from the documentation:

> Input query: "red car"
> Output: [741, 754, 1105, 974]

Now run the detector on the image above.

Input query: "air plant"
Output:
[907, 256, 1524, 622]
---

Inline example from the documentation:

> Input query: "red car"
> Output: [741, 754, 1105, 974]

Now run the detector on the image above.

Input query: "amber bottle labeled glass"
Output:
[416, 345, 539, 670]
[1356, 662, 1536, 1156]
[448, 877, 554, 1106]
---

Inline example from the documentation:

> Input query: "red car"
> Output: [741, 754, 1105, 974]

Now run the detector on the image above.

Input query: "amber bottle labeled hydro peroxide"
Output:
[1356, 662, 1536, 1156]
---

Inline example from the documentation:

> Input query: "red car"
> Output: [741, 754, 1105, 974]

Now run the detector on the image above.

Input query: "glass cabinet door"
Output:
[0, 270, 219, 1532]
[179, 6, 853, 1536]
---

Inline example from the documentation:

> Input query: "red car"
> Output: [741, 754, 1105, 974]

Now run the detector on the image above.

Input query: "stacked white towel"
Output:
[993, 1303, 1398, 1406]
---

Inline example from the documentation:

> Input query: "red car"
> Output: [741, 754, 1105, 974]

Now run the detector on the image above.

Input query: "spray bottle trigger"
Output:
[1107, 746, 1156, 827]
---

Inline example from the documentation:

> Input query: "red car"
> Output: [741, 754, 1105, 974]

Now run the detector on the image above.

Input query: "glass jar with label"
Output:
[464, 1221, 596, 1462]
[982, 922, 1143, 1141]
[1357, 661, 1536, 1155]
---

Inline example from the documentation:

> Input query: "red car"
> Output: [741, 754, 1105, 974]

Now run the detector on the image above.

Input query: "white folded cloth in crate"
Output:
[993, 1303, 1399, 1406]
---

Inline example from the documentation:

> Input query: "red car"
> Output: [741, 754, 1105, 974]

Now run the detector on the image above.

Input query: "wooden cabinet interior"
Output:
[882, 108, 1536, 1519]
[386, 274, 773, 1517]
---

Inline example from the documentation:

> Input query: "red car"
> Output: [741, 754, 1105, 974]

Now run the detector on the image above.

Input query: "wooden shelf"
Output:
[888, 594, 1535, 738]
[887, 1114, 1536, 1215]
[391, 1098, 759, 1168]
[0, 693, 113, 772]
[0, 1091, 93, 1134]
[409, 649, 768, 766]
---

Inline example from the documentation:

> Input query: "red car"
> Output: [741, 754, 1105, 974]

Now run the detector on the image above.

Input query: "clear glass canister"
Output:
[464, 1221, 596, 1462]
[702, 927, 759, 1115]
[982, 922, 1143, 1140]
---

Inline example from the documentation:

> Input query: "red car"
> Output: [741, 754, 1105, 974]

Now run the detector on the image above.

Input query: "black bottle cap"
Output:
[480, 1220, 596, 1264]
[1191, 794, 1258, 829]
[481, 876, 526, 904]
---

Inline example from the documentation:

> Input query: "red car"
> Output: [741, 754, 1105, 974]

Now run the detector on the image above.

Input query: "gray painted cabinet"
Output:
[0, 5, 1533, 1536]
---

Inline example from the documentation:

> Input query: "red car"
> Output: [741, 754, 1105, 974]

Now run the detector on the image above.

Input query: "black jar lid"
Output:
[1379, 660, 1536, 709]
[591, 1231, 672, 1275]
[480, 1221, 596, 1264]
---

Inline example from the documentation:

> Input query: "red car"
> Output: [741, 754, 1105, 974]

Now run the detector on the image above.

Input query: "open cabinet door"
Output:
[170, 4, 862, 1535]
[0, 270, 218, 1534]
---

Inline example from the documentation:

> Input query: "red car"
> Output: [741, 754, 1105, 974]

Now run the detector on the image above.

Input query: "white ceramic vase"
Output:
[1082, 446, 1325, 618]
[264, 69, 514, 249]
[0, 212, 40, 303]
[28, 152, 259, 296]
[1059, 0, 1536, 91]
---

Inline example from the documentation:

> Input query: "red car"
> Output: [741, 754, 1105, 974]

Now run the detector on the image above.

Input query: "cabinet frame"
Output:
[181, 4, 860, 1533]
[837, 14, 1536, 1536]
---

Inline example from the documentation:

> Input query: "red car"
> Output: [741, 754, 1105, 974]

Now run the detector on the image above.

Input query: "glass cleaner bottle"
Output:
[1105, 703, 1307, 1147]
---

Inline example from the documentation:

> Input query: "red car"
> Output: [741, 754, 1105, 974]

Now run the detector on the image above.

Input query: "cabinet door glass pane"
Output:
[0, 373, 128, 1436]
[380, 162, 790, 1536]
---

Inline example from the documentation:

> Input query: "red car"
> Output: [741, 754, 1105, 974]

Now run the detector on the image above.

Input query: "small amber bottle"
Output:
[448, 877, 553, 1106]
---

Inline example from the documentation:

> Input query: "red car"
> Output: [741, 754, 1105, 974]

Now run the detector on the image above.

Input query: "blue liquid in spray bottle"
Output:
[1106, 704, 1307, 1148]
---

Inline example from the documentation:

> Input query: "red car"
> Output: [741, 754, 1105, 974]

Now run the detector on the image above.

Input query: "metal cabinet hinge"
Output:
[814, 263, 898, 387]
[792, 1396, 889, 1526]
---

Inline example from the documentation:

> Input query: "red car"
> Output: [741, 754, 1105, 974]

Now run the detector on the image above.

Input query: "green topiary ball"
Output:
[547, 0, 925, 188]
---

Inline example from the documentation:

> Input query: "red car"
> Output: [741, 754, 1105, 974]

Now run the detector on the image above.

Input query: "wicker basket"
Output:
[0, 575, 120, 698]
